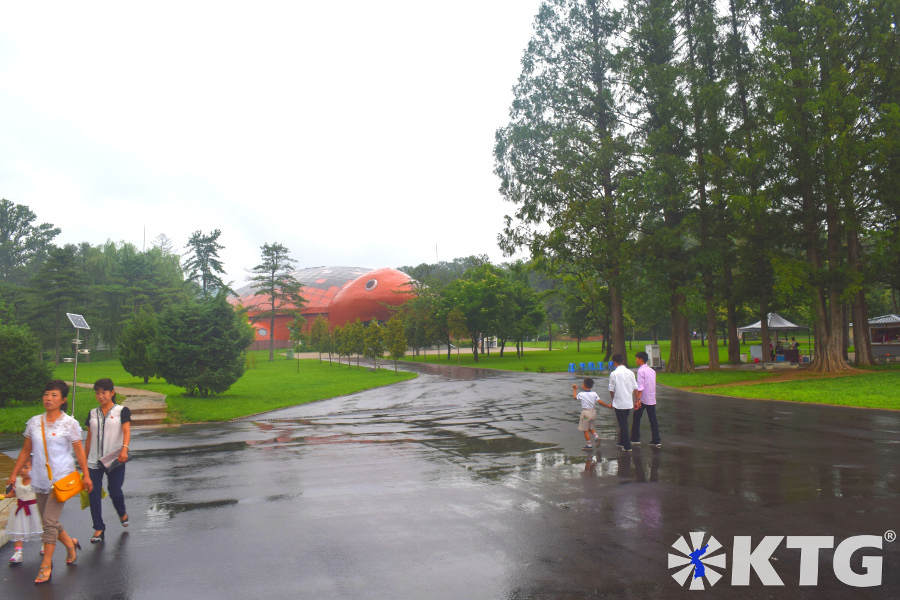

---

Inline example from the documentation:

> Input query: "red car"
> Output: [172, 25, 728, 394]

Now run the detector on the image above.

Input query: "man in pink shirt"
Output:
[631, 351, 661, 448]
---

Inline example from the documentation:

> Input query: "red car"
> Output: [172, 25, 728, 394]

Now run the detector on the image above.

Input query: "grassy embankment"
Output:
[0, 352, 415, 434]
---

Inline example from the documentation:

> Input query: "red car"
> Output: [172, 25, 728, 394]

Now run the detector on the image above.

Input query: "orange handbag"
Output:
[40, 418, 84, 503]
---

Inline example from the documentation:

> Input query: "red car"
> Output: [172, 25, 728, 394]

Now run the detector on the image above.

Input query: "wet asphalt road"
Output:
[1, 362, 898, 599]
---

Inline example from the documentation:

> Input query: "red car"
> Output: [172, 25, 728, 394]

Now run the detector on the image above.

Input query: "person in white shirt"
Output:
[573, 378, 611, 450]
[6, 380, 93, 584]
[607, 354, 638, 451]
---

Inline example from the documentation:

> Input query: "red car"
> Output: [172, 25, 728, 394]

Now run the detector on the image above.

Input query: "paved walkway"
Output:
[1, 365, 897, 597]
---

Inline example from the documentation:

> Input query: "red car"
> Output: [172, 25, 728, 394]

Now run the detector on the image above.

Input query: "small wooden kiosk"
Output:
[869, 314, 900, 361]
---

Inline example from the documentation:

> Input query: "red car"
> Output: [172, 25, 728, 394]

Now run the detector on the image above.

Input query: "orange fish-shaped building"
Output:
[230, 266, 415, 350]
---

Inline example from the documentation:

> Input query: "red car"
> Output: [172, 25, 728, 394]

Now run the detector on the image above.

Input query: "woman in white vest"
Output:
[84, 379, 131, 543]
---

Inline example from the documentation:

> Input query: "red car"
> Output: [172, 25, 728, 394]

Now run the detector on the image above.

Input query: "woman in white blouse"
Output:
[6, 380, 93, 584]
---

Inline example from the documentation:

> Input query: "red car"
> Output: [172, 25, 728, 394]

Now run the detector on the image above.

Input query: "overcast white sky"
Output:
[0, 1, 543, 286]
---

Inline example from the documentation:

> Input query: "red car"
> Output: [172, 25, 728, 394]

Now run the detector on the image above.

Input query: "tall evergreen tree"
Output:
[495, 0, 632, 364]
[28, 245, 86, 363]
[183, 229, 229, 297]
[0, 199, 60, 287]
[246, 243, 306, 361]
[620, 0, 694, 371]
[683, 0, 730, 368]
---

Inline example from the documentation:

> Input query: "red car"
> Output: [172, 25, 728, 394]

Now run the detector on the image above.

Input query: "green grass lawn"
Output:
[676, 370, 900, 410]
[0, 353, 415, 434]
[414, 341, 900, 411]
[410, 339, 759, 373]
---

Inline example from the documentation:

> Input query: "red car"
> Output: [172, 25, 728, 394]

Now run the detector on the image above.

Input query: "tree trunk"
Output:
[725, 270, 741, 364]
[807, 206, 851, 373]
[848, 229, 873, 366]
[269, 310, 276, 361]
[760, 293, 770, 363]
[609, 283, 627, 366]
[706, 299, 720, 369]
[667, 291, 695, 372]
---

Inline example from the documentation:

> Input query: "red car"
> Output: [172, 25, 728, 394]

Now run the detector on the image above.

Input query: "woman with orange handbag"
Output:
[6, 380, 93, 584]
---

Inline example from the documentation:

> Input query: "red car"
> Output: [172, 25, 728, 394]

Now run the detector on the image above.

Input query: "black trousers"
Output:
[631, 404, 661, 445]
[614, 408, 633, 450]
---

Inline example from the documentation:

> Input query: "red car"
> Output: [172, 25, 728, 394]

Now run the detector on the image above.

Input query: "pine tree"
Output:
[119, 305, 158, 383]
[246, 242, 306, 361]
[183, 229, 229, 297]
[155, 293, 254, 397]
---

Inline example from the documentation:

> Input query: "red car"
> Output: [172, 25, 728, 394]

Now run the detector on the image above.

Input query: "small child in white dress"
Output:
[4, 455, 42, 564]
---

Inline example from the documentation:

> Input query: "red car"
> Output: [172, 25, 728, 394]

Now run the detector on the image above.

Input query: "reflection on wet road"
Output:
[1, 363, 898, 599]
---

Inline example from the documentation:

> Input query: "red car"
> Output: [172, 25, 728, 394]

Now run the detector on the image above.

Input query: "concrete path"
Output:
[72, 382, 168, 426]
[0, 363, 897, 598]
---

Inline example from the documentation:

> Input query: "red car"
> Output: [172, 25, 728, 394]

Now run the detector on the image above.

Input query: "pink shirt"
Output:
[636, 363, 657, 406]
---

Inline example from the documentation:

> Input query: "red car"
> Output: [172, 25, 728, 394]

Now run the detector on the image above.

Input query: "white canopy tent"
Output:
[737, 312, 810, 362]
[737, 312, 805, 333]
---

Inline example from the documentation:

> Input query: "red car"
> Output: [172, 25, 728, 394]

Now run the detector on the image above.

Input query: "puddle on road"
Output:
[428, 429, 556, 457]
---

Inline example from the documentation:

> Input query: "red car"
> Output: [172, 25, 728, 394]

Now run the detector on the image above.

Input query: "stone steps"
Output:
[120, 395, 169, 427]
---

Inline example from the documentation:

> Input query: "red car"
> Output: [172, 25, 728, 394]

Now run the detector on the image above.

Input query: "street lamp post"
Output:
[66, 313, 91, 416]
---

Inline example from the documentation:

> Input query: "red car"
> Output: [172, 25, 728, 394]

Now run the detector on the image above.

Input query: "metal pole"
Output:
[71, 329, 80, 416]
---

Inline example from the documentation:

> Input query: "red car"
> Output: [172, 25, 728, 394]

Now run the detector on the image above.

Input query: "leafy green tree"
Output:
[82, 241, 186, 352]
[308, 315, 331, 363]
[28, 245, 87, 363]
[397, 255, 489, 290]
[246, 242, 306, 361]
[152, 233, 176, 256]
[0, 199, 60, 287]
[496, 279, 544, 358]
[395, 283, 441, 358]
[0, 323, 52, 407]
[756, 0, 877, 371]
[287, 314, 307, 350]
[447, 307, 467, 366]
[155, 293, 254, 397]
[183, 229, 229, 297]
[682, 0, 731, 369]
[563, 286, 600, 352]
[119, 305, 159, 383]
[344, 318, 366, 368]
[383, 316, 407, 373]
[363, 319, 385, 369]
[495, 0, 632, 364]
[620, 0, 694, 372]
[333, 324, 352, 367]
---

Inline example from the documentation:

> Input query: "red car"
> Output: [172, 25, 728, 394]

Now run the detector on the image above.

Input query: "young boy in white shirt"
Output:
[573, 378, 611, 450]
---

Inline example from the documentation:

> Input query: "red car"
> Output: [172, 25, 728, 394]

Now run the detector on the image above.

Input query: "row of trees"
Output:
[494, 0, 899, 372]
[0, 199, 237, 361]
[396, 261, 546, 362]
[0, 198, 315, 400]
[306, 316, 408, 372]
